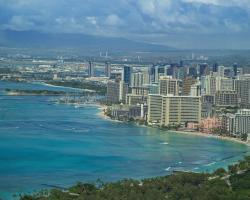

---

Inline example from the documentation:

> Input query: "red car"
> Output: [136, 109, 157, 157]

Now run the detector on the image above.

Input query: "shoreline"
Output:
[98, 109, 250, 146]
[96, 105, 123, 123]
[171, 130, 250, 146]
[38, 82, 96, 93]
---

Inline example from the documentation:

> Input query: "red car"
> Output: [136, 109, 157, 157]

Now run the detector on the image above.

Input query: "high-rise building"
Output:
[233, 63, 238, 77]
[119, 81, 129, 103]
[234, 109, 250, 136]
[175, 67, 188, 80]
[202, 95, 215, 105]
[122, 66, 133, 85]
[131, 72, 149, 87]
[164, 65, 171, 76]
[224, 67, 233, 78]
[106, 80, 128, 105]
[213, 62, 218, 73]
[199, 63, 209, 77]
[146, 84, 159, 94]
[243, 67, 250, 74]
[216, 77, 234, 91]
[159, 76, 179, 96]
[188, 67, 198, 78]
[105, 62, 111, 78]
[215, 90, 238, 107]
[190, 82, 201, 96]
[88, 61, 94, 77]
[218, 66, 225, 77]
[147, 94, 164, 124]
[224, 109, 250, 139]
[182, 77, 197, 95]
[203, 74, 217, 95]
[235, 78, 250, 108]
[106, 80, 120, 105]
[149, 65, 159, 83]
[203, 74, 234, 95]
[147, 95, 201, 126]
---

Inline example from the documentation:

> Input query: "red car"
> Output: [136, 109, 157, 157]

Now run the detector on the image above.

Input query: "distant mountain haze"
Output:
[0, 30, 174, 52]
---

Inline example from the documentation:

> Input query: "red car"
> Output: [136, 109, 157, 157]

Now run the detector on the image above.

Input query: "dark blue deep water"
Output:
[0, 81, 249, 199]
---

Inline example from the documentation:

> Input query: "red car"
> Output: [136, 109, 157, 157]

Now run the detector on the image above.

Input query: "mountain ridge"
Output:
[0, 30, 174, 53]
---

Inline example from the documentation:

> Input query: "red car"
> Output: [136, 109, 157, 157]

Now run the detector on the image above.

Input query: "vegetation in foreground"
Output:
[20, 156, 250, 200]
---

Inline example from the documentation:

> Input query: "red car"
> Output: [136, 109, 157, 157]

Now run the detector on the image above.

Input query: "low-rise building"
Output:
[126, 94, 147, 106]
[199, 117, 221, 133]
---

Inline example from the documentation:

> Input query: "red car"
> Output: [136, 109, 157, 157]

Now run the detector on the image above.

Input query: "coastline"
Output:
[98, 109, 250, 146]
[37, 82, 93, 92]
[96, 105, 123, 123]
[171, 130, 250, 146]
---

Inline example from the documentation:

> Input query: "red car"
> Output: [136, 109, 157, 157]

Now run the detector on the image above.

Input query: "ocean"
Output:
[0, 81, 249, 200]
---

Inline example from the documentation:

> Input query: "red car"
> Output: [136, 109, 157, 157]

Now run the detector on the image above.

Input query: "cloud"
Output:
[3, 15, 35, 31]
[86, 16, 98, 26]
[0, 0, 249, 48]
[105, 14, 123, 26]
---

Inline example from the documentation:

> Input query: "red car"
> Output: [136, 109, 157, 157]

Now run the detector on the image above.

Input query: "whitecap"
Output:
[164, 167, 171, 171]
[160, 142, 169, 145]
[205, 162, 216, 166]
[0, 126, 19, 130]
[74, 129, 90, 133]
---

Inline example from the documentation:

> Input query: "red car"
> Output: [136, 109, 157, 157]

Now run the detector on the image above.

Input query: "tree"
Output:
[214, 168, 227, 177]
[241, 133, 248, 141]
[228, 165, 238, 175]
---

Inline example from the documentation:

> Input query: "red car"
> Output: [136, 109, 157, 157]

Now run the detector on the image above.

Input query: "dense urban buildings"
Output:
[1, 52, 249, 140]
[103, 57, 250, 141]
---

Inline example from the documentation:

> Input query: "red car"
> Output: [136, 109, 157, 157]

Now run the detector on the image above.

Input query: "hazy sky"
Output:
[0, 0, 250, 49]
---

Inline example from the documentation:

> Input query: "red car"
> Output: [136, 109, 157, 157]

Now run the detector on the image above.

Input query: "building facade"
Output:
[106, 80, 120, 105]
[159, 76, 180, 96]
[148, 94, 201, 126]
[215, 90, 238, 107]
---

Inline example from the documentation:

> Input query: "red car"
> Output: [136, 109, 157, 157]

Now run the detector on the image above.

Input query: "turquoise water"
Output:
[0, 81, 250, 200]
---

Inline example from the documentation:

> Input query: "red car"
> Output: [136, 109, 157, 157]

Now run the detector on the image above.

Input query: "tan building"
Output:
[147, 94, 163, 123]
[159, 76, 180, 96]
[182, 77, 197, 95]
[148, 94, 202, 126]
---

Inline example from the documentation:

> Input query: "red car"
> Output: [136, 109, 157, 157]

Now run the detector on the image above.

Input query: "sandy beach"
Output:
[171, 130, 250, 146]
[97, 108, 250, 146]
